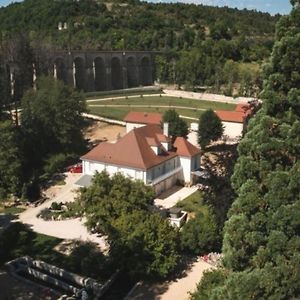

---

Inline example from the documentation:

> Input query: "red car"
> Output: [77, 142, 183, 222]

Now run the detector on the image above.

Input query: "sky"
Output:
[0, 0, 293, 15]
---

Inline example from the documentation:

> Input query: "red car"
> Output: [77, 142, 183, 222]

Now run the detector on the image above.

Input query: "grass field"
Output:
[87, 96, 236, 121]
[88, 106, 205, 121]
[88, 96, 236, 110]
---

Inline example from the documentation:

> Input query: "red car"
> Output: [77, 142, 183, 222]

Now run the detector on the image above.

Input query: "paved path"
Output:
[164, 89, 254, 104]
[86, 90, 253, 104]
[154, 186, 198, 209]
[128, 258, 214, 300]
[18, 173, 108, 251]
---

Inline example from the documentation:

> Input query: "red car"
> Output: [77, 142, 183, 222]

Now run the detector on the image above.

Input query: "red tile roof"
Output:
[216, 103, 253, 123]
[124, 112, 162, 125]
[81, 125, 177, 170]
[82, 125, 201, 170]
[215, 111, 246, 123]
[235, 103, 251, 112]
[174, 137, 201, 157]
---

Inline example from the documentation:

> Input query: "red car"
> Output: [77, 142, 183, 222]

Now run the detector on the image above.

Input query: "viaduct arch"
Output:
[51, 51, 155, 92]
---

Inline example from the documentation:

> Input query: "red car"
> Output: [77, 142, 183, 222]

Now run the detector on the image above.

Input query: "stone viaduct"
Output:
[50, 50, 155, 92]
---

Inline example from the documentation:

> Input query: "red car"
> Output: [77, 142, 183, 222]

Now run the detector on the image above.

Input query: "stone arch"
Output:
[73, 57, 86, 91]
[111, 57, 123, 90]
[140, 56, 152, 86]
[54, 57, 67, 84]
[127, 56, 138, 88]
[94, 57, 106, 91]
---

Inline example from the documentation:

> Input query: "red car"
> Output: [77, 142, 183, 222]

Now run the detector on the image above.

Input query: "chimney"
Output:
[163, 123, 169, 137]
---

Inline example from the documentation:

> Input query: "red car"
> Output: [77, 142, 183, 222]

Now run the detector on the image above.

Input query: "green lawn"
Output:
[0, 206, 25, 215]
[87, 96, 236, 121]
[175, 190, 209, 216]
[88, 96, 236, 111]
[88, 106, 204, 121]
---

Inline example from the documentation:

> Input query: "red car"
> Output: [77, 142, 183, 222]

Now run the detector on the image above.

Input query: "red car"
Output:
[66, 163, 82, 173]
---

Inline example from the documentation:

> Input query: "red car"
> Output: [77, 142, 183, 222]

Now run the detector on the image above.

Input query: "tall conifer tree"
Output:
[193, 1, 300, 298]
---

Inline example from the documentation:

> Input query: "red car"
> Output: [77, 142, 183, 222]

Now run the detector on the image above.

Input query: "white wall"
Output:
[222, 121, 243, 139]
[126, 122, 145, 133]
[82, 160, 146, 183]
[178, 157, 191, 183]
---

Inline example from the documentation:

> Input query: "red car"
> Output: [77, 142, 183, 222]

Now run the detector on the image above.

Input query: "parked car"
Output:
[66, 163, 82, 173]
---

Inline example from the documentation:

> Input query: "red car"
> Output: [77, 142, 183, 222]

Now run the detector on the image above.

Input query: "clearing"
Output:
[84, 120, 126, 143]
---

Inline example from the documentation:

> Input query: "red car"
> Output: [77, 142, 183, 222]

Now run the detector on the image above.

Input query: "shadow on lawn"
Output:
[0, 222, 112, 282]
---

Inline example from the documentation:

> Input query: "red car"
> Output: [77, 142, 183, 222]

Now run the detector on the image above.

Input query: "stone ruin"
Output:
[5, 256, 119, 299]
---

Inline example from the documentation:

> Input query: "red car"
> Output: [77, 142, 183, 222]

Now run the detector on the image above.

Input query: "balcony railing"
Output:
[147, 166, 182, 185]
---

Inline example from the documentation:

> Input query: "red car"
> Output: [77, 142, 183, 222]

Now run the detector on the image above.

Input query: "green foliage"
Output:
[43, 153, 70, 176]
[198, 109, 224, 149]
[191, 269, 227, 300]
[80, 172, 155, 232]
[21, 76, 87, 181]
[162, 109, 188, 138]
[0, 0, 278, 95]
[78, 171, 180, 278]
[180, 211, 220, 255]
[110, 211, 180, 278]
[0, 120, 22, 199]
[193, 2, 300, 298]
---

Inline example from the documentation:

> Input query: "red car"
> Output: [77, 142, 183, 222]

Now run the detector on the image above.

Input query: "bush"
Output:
[191, 269, 227, 300]
[180, 210, 220, 255]
[38, 208, 52, 220]
[51, 201, 62, 210]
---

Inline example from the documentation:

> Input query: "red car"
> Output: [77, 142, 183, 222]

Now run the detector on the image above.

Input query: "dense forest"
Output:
[0, 0, 280, 96]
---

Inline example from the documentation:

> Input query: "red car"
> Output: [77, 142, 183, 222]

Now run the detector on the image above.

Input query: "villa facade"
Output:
[81, 119, 201, 195]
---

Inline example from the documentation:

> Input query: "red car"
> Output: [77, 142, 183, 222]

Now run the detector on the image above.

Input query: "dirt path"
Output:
[128, 258, 214, 300]
[84, 120, 126, 143]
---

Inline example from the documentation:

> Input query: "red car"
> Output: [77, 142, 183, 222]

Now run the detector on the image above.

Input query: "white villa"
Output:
[80, 112, 201, 195]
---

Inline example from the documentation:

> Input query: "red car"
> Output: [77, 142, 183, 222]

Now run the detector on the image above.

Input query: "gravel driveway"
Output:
[18, 173, 108, 251]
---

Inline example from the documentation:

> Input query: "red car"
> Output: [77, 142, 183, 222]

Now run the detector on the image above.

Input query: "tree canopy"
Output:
[77, 171, 180, 278]
[21, 76, 87, 181]
[193, 1, 300, 298]
[198, 109, 224, 149]
[162, 109, 188, 138]
[0, 0, 279, 95]
[0, 120, 22, 199]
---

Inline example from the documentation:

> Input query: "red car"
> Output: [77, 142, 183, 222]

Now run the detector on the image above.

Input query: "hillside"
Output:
[0, 0, 278, 51]
[0, 0, 280, 96]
